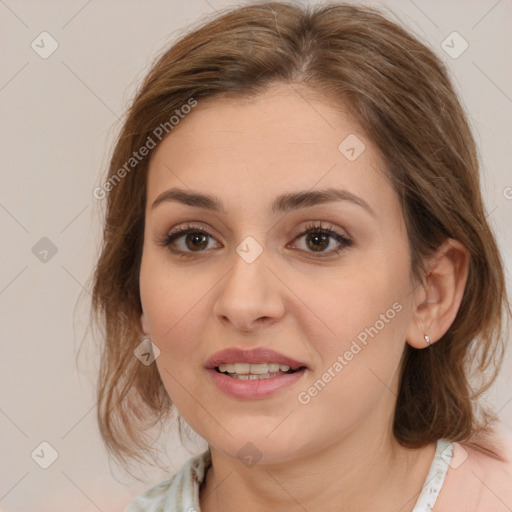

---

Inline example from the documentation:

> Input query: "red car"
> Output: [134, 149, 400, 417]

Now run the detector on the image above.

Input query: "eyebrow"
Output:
[151, 187, 375, 216]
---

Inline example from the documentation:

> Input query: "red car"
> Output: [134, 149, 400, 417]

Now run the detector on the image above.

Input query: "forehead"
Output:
[146, 83, 397, 219]
[152, 84, 362, 161]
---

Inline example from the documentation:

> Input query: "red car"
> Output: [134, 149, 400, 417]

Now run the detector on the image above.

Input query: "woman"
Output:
[91, 2, 512, 511]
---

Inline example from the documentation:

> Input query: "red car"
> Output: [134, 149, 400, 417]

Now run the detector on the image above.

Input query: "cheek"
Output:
[139, 253, 211, 370]
[292, 258, 410, 355]
[140, 262, 209, 404]
[291, 274, 410, 433]
[140, 248, 205, 329]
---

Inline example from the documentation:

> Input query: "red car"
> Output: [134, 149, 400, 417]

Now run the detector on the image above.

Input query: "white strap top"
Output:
[412, 439, 452, 511]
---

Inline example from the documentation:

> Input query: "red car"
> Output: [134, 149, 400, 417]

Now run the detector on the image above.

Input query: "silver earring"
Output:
[424, 335, 430, 345]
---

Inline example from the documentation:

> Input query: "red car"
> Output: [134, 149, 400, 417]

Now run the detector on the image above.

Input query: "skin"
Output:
[139, 82, 469, 512]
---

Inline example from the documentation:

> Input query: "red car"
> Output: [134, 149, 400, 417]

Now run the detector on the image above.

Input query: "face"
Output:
[139, 83, 420, 465]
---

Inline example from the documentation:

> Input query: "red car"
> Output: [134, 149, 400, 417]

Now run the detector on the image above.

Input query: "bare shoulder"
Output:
[435, 423, 512, 511]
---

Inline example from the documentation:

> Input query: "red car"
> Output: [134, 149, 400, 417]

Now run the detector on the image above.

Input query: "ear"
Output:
[140, 311, 151, 337]
[406, 238, 469, 349]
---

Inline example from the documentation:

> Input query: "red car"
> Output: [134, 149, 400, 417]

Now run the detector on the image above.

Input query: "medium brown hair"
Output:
[91, 1, 509, 467]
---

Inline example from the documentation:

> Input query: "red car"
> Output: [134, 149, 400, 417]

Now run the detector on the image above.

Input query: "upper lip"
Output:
[205, 348, 308, 369]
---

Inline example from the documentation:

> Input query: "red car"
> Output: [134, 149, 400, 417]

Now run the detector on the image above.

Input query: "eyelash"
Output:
[158, 221, 352, 258]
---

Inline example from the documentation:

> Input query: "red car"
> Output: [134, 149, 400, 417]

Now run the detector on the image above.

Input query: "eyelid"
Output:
[291, 220, 349, 239]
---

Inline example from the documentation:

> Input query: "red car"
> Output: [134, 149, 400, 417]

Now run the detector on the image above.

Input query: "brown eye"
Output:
[305, 232, 330, 252]
[184, 232, 209, 251]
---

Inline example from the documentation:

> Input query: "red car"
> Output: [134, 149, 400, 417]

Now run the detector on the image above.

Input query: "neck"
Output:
[200, 426, 436, 512]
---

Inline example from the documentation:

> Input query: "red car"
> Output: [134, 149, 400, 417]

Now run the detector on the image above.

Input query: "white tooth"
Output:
[221, 363, 299, 376]
[234, 363, 250, 374]
[231, 371, 292, 380]
[248, 363, 268, 375]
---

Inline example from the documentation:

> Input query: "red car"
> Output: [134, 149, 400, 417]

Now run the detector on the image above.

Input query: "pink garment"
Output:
[434, 423, 512, 511]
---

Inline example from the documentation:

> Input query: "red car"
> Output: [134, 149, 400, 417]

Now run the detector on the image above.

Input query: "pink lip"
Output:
[205, 347, 309, 400]
[207, 367, 308, 399]
[205, 347, 308, 369]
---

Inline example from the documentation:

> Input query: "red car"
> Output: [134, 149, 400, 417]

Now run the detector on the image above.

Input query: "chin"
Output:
[205, 422, 312, 466]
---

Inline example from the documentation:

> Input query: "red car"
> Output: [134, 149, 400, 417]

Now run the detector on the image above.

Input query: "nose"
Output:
[213, 247, 286, 333]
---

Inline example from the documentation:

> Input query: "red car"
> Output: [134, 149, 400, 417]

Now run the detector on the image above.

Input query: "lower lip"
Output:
[207, 368, 308, 399]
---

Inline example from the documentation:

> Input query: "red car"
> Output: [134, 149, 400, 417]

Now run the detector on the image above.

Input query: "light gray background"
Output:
[1, 1, 511, 510]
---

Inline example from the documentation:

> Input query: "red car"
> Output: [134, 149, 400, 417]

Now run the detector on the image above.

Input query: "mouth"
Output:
[206, 347, 309, 398]
[215, 362, 306, 380]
